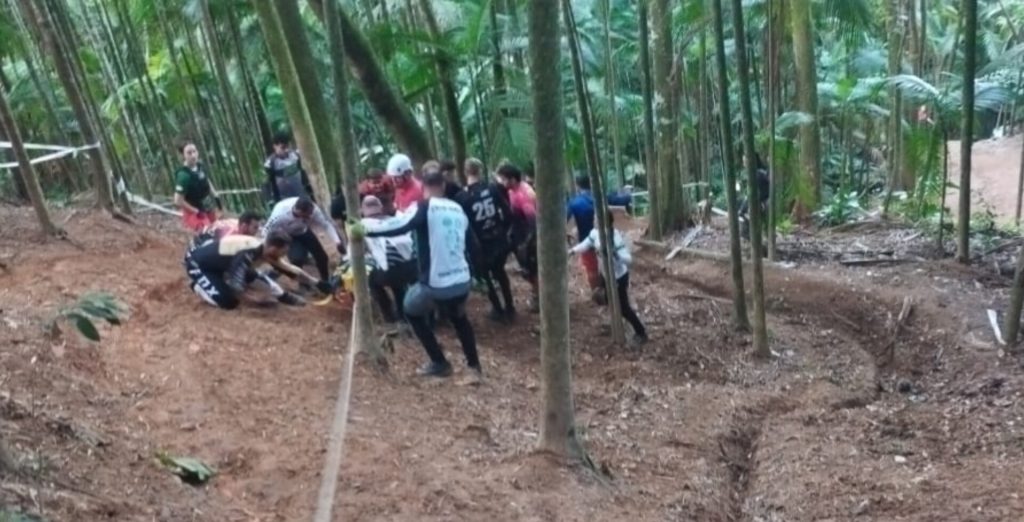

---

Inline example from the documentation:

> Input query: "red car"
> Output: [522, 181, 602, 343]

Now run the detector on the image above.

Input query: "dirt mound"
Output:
[1, 205, 1023, 521]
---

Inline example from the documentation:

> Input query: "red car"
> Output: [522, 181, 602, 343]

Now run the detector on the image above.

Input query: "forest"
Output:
[2, 0, 1024, 520]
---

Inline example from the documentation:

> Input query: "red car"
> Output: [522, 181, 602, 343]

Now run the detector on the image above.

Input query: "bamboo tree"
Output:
[273, 0, 340, 199]
[1003, 246, 1024, 348]
[601, 0, 625, 187]
[0, 84, 60, 236]
[957, 0, 977, 264]
[21, 0, 115, 212]
[418, 0, 467, 181]
[650, 0, 679, 234]
[711, 0, 750, 332]
[766, 0, 778, 259]
[789, 0, 822, 212]
[638, 0, 659, 238]
[731, 0, 769, 357]
[564, 0, 625, 346]
[253, 0, 330, 206]
[530, 0, 585, 462]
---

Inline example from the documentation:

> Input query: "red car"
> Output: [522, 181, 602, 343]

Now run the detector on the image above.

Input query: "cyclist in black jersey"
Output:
[456, 158, 516, 322]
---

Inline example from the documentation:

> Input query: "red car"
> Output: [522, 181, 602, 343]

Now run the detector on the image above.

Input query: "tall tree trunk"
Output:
[1003, 245, 1024, 348]
[956, 0, 977, 264]
[564, 0, 625, 346]
[789, 0, 822, 212]
[530, 0, 585, 462]
[602, 0, 625, 187]
[711, 0, 750, 332]
[307, 0, 432, 167]
[418, 0, 467, 182]
[226, 5, 274, 154]
[638, 0, 658, 237]
[766, 0, 778, 259]
[253, 0, 330, 206]
[22, 0, 115, 212]
[731, 0, 770, 357]
[274, 0, 339, 198]
[0, 85, 60, 236]
[650, 0, 679, 234]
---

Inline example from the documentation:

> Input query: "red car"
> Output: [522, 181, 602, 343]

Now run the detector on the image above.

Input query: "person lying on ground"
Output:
[359, 196, 417, 325]
[190, 210, 263, 249]
[387, 153, 424, 213]
[174, 140, 222, 232]
[263, 197, 345, 282]
[264, 130, 315, 204]
[567, 175, 603, 297]
[184, 232, 320, 310]
[569, 210, 648, 344]
[358, 168, 395, 215]
[496, 163, 540, 313]
[457, 158, 516, 322]
[349, 170, 482, 382]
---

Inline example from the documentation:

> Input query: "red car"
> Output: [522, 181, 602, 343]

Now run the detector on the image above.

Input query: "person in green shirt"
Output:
[174, 141, 221, 232]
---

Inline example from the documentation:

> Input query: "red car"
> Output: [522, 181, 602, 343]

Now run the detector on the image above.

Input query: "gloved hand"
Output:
[277, 292, 306, 306]
[347, 220, 366, 241]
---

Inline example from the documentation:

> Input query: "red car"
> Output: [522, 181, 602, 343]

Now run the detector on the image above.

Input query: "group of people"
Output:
[172, 132, 647, 379]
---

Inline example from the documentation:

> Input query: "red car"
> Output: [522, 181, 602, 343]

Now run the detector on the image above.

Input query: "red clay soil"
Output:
[1, 205, 1023, 521]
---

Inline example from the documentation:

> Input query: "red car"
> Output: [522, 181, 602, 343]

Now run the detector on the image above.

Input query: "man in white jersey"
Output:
[263, 197, 345, 283]
[352, 171, 481, 381]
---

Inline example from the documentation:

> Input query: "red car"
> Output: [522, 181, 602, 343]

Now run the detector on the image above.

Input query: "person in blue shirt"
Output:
[567, 175, 601, 293]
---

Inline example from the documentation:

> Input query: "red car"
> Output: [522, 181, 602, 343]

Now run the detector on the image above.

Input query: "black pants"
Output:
[479, 241, 514, 313]
[607, 272, 646, 338]
[404, 285, 479, 368]
[369, 260, 416, 322]
[185, 257, 239, 310]
[288, 229, 330, 280]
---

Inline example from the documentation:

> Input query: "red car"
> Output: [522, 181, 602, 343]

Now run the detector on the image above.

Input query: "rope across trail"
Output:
[312, 303, 364, 522]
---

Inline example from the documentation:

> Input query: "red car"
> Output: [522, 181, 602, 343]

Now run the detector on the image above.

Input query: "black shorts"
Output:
[184, 255, 239, 309]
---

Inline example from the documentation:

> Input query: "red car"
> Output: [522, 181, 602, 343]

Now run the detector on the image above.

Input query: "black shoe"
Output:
[459, 365, 484, 386]
[277, 292, 306, 306]
[417, 361, 453, 378]
[631, 333, 649, 346]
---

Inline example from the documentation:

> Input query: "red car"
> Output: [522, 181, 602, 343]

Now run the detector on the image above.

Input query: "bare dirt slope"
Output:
[1, 205, 1023, 521]
[948, 133, 1024, 224]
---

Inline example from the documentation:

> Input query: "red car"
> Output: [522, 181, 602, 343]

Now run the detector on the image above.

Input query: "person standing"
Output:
[358, 167, 396, 214]
[457, 158, 516, 321]
[264, 131, 315, 203]
[263, 197, 346, 282]
[566, 175, 602, 295]
[569, 210, 648, 344]
[173, 141, 221, 232]
[351, 170, 481, 381]
[496, 163, 539, 312]
[388, 153, 424, 213]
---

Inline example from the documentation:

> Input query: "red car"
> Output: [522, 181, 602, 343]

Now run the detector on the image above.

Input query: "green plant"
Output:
[814, 189, 864, 226]
[45, 293, 127, 342]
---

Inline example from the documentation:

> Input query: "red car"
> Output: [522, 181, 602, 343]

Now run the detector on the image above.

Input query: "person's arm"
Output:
[364, 201, 428, 237]
[311, 205, 344, 248]
[614, 233, 632, 266]
[265, 157, 282, 202]
[569, 231, 596, 256]
[296, 156, 317, 203]
[266, 255, 317, 284]
[226, 251, 257, 293]
[465, 225, 482, 273]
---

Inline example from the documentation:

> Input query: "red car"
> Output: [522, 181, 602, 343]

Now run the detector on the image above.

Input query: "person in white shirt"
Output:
[569, 210, 648, 343]
[359, 196, 416, 324]
[263, 197, 345, 282]
[352, 171, 481, 380]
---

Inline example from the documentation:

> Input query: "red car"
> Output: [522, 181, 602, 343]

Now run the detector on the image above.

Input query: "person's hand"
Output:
[315, 280, 334, 295]
[347, 220, 366, 241]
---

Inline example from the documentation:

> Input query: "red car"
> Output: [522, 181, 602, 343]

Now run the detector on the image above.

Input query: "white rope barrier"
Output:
[0, 141, 100, 170]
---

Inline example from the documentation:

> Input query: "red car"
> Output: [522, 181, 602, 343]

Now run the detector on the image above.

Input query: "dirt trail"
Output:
[948, 133, 1024, 224]
[1, 206, 1023, 521]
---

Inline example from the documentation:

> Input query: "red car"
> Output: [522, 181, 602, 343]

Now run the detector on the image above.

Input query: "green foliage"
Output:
[47, 293, 128, 343]
[157, 452, 216, 485]
[814, 189, 864, 226]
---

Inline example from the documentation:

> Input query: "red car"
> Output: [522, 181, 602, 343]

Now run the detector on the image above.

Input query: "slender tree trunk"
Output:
[307, 0, 433, 166]
[957, 0, 977, 264]
[22, 0, 115, 212]
[491, 0, 507, 111]
[0, 85, 60, 236]
[650, 0, 679, 233]
[789, 0, 822, 212]
[418, 0, 467, 182]
[564, 0, 625, 345]
[274, 0, 339, 199]
[731, 0, 769, 357]
[638, 0, 659, 237]
[1016, 132, 1024, 224]
[530, 0, 585, 462]
[253, 0, 330, 206]
[767, 0, 778, 259]
[601, 0, 625, 187]
[1004, 245, 1024, 348]
[226, 6, 274, 155]
[712, 0, 751, 332]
